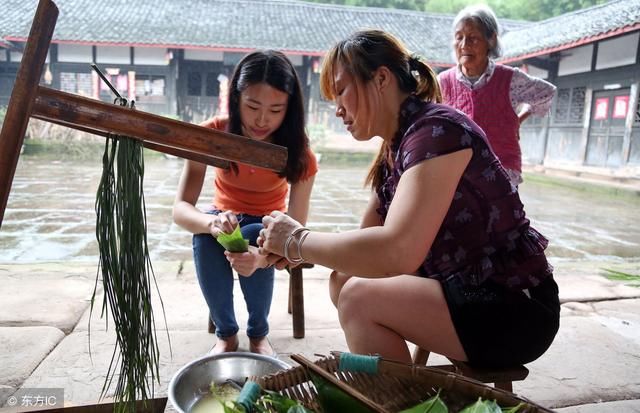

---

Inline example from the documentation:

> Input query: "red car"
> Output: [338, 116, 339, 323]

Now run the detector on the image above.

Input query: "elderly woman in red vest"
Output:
[438, 5, 556, 186]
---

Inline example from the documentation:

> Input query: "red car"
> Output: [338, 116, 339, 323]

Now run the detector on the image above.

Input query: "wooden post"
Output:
[289, 266, 306, 338]
[0, 0, 58, 226]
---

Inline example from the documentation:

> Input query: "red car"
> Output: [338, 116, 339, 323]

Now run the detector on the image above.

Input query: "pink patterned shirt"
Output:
[438, 61, 556, 181]
[443, 60, 556, 117]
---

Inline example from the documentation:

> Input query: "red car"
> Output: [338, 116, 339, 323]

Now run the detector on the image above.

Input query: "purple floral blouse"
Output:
[376, 96, 553, 290]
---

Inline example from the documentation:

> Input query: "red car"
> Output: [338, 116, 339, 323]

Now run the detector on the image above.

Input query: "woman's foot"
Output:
[249, 336, 275, 356]
[209, 335, 239, 355]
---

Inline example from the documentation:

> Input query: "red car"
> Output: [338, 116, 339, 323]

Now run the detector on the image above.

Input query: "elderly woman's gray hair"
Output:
[453, 4, 503, 59]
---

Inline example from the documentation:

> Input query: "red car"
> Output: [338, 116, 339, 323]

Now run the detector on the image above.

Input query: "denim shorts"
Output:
[442, 275, 560, 368]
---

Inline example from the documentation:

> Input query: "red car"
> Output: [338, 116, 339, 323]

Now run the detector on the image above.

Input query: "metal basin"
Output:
[168, 352, 291, 413]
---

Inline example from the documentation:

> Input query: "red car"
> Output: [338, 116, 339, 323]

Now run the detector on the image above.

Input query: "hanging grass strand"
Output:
[91, 132, 165, 412]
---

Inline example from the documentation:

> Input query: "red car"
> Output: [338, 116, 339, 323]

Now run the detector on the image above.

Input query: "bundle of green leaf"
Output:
[217, 225, 249, 252]
[399, 393, 523, 413]
[310, 371, 374, 413]
[458, 398, 522, 413]
[91, 133, 167, 412]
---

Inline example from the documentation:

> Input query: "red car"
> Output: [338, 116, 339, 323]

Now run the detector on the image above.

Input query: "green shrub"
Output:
[315, 149, 375, 166]
[22, 139, 105, 161]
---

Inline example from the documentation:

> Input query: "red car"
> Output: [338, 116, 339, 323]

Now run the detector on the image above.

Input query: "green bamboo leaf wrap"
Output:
[217, 225, 249, 252]
[309, 371, 374, 413]
[399, 392, 448, 413]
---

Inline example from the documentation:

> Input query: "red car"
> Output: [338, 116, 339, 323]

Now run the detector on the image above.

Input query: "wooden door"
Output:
[586, 89, 630, 167]
[178, 60, 224, 123]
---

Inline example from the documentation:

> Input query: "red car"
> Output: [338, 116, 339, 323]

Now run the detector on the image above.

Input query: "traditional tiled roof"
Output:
[2, 0, 636, 67]
[2, 0, 461, 65]
[501, 0, 640, 62]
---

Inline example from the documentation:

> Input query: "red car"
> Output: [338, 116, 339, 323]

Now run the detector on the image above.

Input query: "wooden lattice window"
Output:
[554, 88, 570, 123]
[554, 87, 585, 125]
[569, 87, 586, 124]
[60, 72, 93, 97]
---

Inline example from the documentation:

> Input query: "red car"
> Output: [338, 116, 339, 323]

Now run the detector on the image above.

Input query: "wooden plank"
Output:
[34, 398, 168, 413]
[32, 86, 287, 171]
[143, 140, 231, 169]
[0, 0, 58, 227]
[34, 115, 231, 169]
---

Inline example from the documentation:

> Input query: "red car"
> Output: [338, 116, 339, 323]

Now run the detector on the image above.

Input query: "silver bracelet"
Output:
[296, 229, 310, 262]
[284, 227, 308, 263]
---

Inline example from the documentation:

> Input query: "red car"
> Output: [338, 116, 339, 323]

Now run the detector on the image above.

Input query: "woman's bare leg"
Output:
[336, 275, 466, 363]
[329, 270, 351, 308]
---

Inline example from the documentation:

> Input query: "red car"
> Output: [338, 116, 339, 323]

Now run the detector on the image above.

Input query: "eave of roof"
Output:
[500, 0, 640, 63]
[2, 0, 638, 68]
[1, 0, 458, 65]
[1, 37, 329, 57]
[500, 22, 640, 64]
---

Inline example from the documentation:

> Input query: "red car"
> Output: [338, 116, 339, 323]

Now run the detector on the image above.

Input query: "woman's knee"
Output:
[240, 223, 262, 245]
[336, 277, 372, 320]
[329, 270, 351, 308]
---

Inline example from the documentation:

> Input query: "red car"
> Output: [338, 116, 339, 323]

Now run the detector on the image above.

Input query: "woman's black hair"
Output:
[320, 30, 441, 190]
[227, 50, 310, 182]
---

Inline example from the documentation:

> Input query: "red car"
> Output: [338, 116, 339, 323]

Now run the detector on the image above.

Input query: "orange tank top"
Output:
[201, 116, 317, 216]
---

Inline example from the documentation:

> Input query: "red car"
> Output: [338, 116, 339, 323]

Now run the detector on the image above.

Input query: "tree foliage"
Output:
[303, 0, 611, 21]
[308, 0, 428, 10]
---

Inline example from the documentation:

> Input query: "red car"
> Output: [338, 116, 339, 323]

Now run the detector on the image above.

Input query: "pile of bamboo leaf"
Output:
[91, 133, 167, 412]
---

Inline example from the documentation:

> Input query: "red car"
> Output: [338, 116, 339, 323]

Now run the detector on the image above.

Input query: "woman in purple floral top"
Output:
[259, 29, 560, 368]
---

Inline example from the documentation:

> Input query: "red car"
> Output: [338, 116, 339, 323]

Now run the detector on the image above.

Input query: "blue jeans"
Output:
[192, 212, 274, 339]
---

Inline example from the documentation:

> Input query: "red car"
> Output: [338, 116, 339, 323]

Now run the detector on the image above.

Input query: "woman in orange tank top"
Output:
[173, 50, 317, 356]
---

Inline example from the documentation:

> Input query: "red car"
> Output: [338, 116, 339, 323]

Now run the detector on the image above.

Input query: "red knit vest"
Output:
[439, 65, 521, 172]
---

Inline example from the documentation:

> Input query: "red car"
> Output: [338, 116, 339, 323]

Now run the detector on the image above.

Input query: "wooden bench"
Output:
[412, 347, 529, 392]
[208, 263, 313, 339]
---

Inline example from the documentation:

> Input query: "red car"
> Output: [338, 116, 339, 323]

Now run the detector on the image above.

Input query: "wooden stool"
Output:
[411, 347, 528, 392]
[208, 263, 314, 339]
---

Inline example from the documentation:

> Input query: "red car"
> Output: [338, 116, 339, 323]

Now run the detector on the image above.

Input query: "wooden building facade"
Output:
[504, 3, 640, 173]
[1, 0, 639, 176]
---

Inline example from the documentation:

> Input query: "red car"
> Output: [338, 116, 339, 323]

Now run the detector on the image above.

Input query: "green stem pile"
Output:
[91, 133, 165, 412]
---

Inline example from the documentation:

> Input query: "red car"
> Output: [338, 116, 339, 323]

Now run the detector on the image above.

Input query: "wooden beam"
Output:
[33, 115, 231, 169]
[31, 86, 287, 171]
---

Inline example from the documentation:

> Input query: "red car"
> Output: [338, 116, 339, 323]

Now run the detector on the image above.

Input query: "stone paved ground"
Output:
[0, 259, 639, 412]
[0, 155, 639, 412]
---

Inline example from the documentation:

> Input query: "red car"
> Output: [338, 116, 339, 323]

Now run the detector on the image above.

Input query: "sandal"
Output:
[249, 336, 277, 357]
[208, 335, 239, 355]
